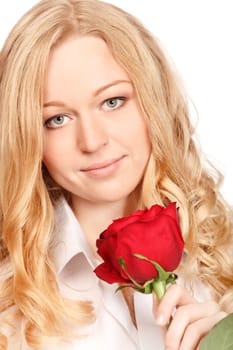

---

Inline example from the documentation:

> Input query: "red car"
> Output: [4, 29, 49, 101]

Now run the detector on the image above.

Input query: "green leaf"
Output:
[133, 253, 169, 281]
[118, 257, 126, 269]
[115, 284, 131, 292]
[152, 279, 166, 301]
[166, 273, 178, 284]
[199, 313, 233, 350]
[118, 257, 144, 290]
[143, 280, 153, 294]
[117, 254, 177, 297]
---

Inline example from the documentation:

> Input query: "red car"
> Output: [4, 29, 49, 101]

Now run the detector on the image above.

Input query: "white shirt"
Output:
[47, 198, 165, 350]
[2, 198, 211, 349]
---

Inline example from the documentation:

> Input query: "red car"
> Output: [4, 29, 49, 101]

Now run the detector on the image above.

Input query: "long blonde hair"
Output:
[0, 0, 233, 347]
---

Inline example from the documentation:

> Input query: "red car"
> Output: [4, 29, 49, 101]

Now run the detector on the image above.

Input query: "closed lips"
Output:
[81, 156, 125, 171]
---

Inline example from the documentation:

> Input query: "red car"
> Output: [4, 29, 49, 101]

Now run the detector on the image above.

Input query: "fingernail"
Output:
[156, 314, 165, 325]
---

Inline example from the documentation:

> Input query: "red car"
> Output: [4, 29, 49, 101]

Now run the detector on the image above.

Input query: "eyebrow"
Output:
[93, 79, 131, 97]
[43, 79, 131, 108]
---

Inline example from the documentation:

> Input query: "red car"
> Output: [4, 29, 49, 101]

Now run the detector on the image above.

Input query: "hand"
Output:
[153, 284, 227, 350]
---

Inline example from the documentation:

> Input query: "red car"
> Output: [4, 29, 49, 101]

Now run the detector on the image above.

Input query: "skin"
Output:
[43, 35, 151, 246]
[153, 285, 227, 350]
[42, 34, 227, 349]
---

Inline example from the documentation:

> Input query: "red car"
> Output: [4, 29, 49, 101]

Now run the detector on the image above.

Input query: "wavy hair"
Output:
[0, 0, 233, 347]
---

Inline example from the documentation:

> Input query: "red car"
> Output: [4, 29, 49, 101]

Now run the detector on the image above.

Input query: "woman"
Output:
[0, 0, 232, 349]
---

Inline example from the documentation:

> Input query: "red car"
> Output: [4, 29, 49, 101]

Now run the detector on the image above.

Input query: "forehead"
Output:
[43, 35, 131, 103]
[46, 35, 129, 83]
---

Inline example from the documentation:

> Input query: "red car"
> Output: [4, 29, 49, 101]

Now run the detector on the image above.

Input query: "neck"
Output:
[71, 189, 141, 253]
[71, 197, 126, 252]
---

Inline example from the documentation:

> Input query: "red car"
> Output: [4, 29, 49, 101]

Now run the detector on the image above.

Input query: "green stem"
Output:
[152, 279, 166, 302]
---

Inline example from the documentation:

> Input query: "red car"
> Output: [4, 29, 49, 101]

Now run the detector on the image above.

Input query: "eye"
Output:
[102, 97, 126, 111]
[44, 114, 70, 129]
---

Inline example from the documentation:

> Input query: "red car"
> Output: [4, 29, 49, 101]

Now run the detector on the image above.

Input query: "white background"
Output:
[1, 1, 233, 203]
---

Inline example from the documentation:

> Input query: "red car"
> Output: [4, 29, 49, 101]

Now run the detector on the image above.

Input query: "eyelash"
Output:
[44, 113, 71, 129]
[44, 96, 127, 129]
[102, 96, 127, 110]
[44, 114, 70, 129]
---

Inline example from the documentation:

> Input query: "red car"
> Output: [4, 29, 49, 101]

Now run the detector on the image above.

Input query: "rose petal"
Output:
[139, 204, 163, 221]
[105, 209, 144, 232]
[94, 262, 129, 284]
[94, 202, 184, 286]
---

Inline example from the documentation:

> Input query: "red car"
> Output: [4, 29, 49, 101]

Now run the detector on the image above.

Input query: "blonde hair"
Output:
[0, 0, 233, 347]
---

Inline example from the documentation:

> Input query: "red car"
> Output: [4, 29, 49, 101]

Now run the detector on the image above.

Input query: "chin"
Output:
[93, 188, 137, 204]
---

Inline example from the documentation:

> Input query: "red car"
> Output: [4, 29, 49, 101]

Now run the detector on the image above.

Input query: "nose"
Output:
[77, 112, 108, 153]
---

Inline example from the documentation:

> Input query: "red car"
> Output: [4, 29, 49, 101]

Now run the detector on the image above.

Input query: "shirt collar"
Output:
[50, 197, 98, 275]
[49, 198, 144, 347]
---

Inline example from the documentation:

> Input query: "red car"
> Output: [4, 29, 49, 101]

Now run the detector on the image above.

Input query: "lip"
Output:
[80, 156, 126, 177]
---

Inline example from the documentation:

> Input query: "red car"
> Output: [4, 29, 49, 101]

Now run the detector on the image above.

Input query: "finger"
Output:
[156, 284, 195, 326]
[165, 301, 222, 350]
[179, 311, 227, 350]
[152, 291, 159, 314]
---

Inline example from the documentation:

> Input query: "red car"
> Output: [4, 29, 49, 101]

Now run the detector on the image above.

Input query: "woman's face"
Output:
[43, 35, 151, 206]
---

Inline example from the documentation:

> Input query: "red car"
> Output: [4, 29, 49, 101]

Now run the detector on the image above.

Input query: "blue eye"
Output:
[103, 97, 126, 110]
[44, 115, 70, 129]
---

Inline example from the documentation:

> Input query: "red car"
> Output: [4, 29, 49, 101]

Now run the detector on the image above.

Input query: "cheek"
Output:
[134, 120, 151, 164]
[43, 152, 60, 174]
[137, 138, 151, 167]
[43, 124, 78, 157]
[131, 116, 151, 153]
[42, 134, 68, 170]
[120, 118, 151, 169]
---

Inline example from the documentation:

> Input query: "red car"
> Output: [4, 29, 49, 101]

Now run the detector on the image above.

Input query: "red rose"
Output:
[94, 203, 184, 287]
